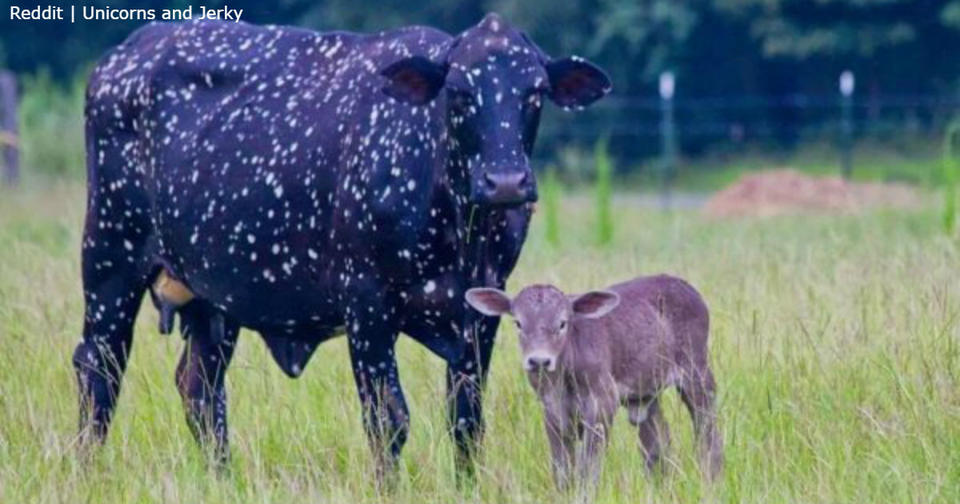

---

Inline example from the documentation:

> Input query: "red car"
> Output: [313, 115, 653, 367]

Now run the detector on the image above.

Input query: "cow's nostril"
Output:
[519, 172, 529, 187]
[484, 172, 497, 190]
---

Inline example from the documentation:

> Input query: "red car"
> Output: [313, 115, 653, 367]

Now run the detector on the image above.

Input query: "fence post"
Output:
[0, 71, 19, 186]
[839, 70, 855, 180]
[659, 71, 677, 209]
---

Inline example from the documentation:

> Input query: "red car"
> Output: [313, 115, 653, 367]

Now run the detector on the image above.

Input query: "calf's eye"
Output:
[559, 320, 567, 330]
[514, 320, 522, 330]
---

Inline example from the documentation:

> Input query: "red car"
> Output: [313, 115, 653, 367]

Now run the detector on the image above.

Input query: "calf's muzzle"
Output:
[524, 355, 556, 372]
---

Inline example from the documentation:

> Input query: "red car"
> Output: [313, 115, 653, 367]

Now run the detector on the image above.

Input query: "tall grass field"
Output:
[0, 183, 957, 503]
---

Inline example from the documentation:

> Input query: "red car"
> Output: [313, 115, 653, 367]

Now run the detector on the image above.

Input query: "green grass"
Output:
[1, 182, 958, 503]
[17, 72, 86, 178]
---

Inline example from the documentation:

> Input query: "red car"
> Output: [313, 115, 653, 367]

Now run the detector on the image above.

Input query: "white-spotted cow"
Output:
[74, 13, 610, 476]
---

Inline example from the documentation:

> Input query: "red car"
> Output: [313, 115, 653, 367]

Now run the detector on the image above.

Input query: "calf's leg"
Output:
[175, 303, 238, 466]
[574, 392, 617, 489]
[540, 393, 576, 489]
[679, 368, 723, 480]
[630, 397, 671, 473]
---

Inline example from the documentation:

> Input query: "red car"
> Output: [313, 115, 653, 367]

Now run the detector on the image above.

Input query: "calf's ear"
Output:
[380, 56, 448, 105]
[465, 288, 512, 316]
[545, 57, 612, 109]
[572, 290, 620, 319]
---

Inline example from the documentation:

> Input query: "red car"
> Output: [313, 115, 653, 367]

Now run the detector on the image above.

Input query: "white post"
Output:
[659, 71, 676, 209]
[839, 70, 855, 179]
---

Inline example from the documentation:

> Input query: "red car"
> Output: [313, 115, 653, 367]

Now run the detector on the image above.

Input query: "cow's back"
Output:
[84, 20, 456, 328]
[86, 19, 429, 175]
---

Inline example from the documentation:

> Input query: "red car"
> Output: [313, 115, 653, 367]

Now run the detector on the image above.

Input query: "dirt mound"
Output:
[704, 169, 922, 217]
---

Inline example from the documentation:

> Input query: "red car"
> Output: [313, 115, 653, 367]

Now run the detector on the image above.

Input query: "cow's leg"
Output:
[345, 292, 408, 480]
[630, 397, 671, 474]
[679, 368, 723, 480]
[175, 303, 238, 466]
[73, 153, 152, 446]
[446, 313, 497, 479]
[73, 259, 148, 445]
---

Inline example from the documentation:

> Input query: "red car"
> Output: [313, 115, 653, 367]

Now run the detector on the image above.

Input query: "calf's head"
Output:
[466, 285, 619, 373]
[380, 13, 611, 207]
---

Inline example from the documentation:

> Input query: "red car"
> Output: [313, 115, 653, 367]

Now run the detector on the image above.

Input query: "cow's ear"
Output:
[465, 288, 512, 316]
[571, 290, 619, 319]
[545, 57, 611, 109]
[380, 56, 448, 105]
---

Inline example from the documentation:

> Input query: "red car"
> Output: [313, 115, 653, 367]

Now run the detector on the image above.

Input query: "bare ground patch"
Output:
[704, 169, 923, 217]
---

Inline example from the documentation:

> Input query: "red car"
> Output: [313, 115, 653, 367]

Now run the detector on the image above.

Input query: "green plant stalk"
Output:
[595, 138, 613, 246]
[543, 166, 560, 246]
[465, 204, 477, 245]
[942, 120, 960, 234]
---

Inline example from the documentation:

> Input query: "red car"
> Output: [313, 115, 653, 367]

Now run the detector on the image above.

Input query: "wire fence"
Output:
[545, 94, 960, 141]
[3, 65, 958, 186]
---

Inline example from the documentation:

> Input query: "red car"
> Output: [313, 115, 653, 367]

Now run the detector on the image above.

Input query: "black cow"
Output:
[73, 13, 610, 475]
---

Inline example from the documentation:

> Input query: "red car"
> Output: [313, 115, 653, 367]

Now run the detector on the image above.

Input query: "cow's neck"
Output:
[441, 152, 484, 285]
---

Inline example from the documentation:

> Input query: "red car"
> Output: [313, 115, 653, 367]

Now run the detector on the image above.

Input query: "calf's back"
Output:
[574, 274, 709, 390]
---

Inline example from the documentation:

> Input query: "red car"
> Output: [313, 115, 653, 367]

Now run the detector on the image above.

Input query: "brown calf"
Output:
[466, 274, 722, 487]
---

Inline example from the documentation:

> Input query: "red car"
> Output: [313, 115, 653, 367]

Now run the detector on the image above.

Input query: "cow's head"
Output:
[380, 13, 611, 207]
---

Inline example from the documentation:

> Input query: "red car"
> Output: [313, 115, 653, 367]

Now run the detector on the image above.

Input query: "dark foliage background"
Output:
[2, 0, 959, 171]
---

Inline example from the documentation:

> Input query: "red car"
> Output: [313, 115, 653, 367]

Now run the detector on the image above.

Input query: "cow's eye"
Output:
[521, 90, 544, 154]
[449, 89, 475, 113]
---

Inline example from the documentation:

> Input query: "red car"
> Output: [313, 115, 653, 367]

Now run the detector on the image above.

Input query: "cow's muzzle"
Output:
[475, 170, 537, 206]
